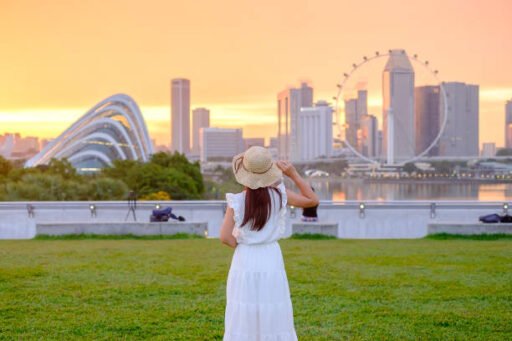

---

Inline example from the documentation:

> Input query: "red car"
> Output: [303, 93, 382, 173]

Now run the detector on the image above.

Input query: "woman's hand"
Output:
[277, 160, 298, 178]
[277, 160, 319, 208]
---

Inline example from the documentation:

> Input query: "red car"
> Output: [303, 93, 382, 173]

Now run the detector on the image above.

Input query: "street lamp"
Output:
[89, 204, 97, 218]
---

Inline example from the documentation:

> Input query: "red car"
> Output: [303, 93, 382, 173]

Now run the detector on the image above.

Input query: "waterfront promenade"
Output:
[1, 199, 510, 239]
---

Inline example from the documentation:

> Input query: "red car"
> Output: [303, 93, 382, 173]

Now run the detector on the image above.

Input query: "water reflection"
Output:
[305, 179, 512, 201]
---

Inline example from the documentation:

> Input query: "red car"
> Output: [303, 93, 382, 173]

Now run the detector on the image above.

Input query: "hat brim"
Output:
[232, 152, 283, 189]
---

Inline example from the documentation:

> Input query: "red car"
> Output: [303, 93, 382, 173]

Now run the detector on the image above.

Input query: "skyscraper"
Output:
[277, 82, 313, 161]
[344, 98, 358, 148]
[356, 89, 368, 119]
[358, 114, 378, 158]
[415, 86, 440, 156]
[344, 89, 368, 151]
[297, 100, 333, 161]
[505, 99, 512, 148]
[171, 78, 190, 154]
[439, 82, 479, 157]
[192, 108, 210, 155]
[382, 49, 415, 163]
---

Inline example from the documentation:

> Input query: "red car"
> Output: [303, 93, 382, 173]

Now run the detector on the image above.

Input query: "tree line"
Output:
[0, 152, 205, 201]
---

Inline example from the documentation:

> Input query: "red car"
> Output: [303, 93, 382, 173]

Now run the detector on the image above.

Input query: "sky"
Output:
[1, 0, 511, 147]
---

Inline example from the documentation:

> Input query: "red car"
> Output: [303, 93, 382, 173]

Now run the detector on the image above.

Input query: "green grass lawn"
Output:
[0, 238, 511, 340]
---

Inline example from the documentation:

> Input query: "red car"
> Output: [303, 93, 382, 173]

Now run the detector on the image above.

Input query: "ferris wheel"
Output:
[333, 49, 449, 166]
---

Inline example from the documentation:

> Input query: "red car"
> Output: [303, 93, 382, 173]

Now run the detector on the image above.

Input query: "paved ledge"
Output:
[292, 222, 338, 237]
[36, 222, 208, 237]
[428, 222, 512, 235]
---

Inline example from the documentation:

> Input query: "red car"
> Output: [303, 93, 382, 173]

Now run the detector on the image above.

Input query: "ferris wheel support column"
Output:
[387, 108, 394, 165]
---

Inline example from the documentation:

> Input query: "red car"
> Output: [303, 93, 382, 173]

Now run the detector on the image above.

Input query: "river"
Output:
[302, 179, 512, 201]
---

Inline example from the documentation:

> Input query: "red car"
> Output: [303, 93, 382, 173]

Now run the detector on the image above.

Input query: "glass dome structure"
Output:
[25, 94, 154, 172]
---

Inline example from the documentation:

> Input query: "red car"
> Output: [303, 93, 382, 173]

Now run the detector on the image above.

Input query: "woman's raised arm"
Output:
[277, 161, 319, 208]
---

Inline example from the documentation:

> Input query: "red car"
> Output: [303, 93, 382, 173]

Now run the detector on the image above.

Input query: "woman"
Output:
[220, 146, 319, 341]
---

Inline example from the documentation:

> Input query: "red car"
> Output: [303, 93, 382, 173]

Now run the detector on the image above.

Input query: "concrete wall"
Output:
[0, 200, 509, 239]
[36, 222, 208, 237]
[428, 222, 512, 235]
[292, 223, 338, 237]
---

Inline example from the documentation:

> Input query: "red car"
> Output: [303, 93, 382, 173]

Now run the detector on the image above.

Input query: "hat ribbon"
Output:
[234, 156, 273, 175]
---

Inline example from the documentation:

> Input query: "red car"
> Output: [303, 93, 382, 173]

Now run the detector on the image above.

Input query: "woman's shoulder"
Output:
[226, 189, 245, 199]
[270, 181, 287, 205]
[225, 190, 245, 208]
[272, 181, 286, 191]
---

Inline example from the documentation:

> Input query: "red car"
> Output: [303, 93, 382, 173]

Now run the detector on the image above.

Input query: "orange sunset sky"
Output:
[1, 0, 511, 147]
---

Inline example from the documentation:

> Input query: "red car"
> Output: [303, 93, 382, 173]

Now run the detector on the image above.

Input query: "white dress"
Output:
[224, 182, 298, 341]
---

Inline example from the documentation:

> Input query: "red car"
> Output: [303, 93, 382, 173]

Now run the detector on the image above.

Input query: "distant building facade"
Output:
[192, 108, 210, 155]
[358, 114, 378, 158]
[269, 137, 278, 149]
[0, 133, 40, 160]
[297, 101, 333, 161]
[377, 130, 383, 159]
[415, 85, 440, 156]
[277, 82, 313, 161]
[439, 82, 479, 157]
[200, 128, 244, 162]
[506, 99, 512, 148]
[382, 49, 415, 163]
[171, 78, 191, 154]
[343, 89, 368, 150]
[481, 142, 496, 158]
[244, 137, 265, 149]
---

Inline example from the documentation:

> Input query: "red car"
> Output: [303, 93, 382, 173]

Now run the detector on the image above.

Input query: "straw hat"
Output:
[232, 146, 282, 189]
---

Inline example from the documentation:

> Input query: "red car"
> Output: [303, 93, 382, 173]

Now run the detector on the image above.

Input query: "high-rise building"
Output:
[505, 99, 512, 148]
[171, 78, 191, 154]
[199, 128, 244, 162]
[344, 98, 358, 148]
[415, 86, 440, 156]
[439, 82, 479, 157]
[357, 90, 368, 119]
[277, 82, 313, 161]
[244, 138, 265, 149]
[269, 137, 278, 149]
[191, 108, 210, 155]
[344, 89, 368, 150]
[481, 142, 496, 158]
[377, 130, 383, 159]
[382, 49, 415, 163]
[358, 114, 378, 158]
[297, 101, 333, 161]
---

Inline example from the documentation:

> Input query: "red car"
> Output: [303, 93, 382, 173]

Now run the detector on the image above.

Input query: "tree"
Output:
[99, 152, 204, 200]
[497, 148, 512, 156]
[0, 156, 13, 177]
[402, 162, 418, 174]
[79, 177, 129, 200]
[46, 158, 79, 180]
[139, 191, 171, 201]
[150, 152, 204, 195]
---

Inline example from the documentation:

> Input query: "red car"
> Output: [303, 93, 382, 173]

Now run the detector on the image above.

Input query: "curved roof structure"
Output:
[25, 94, 154, 172]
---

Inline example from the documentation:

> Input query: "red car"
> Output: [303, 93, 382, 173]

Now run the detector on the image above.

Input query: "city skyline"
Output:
[1, 0, 511, 147]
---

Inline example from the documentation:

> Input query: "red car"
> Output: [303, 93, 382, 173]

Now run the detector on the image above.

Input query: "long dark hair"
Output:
[241, 187, 282, 231]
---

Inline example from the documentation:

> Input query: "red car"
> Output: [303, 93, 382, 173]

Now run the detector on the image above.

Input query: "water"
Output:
[304, 179, 512, 202]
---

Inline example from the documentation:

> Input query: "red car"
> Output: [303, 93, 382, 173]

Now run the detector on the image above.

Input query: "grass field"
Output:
[0, 238, 511, 340]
